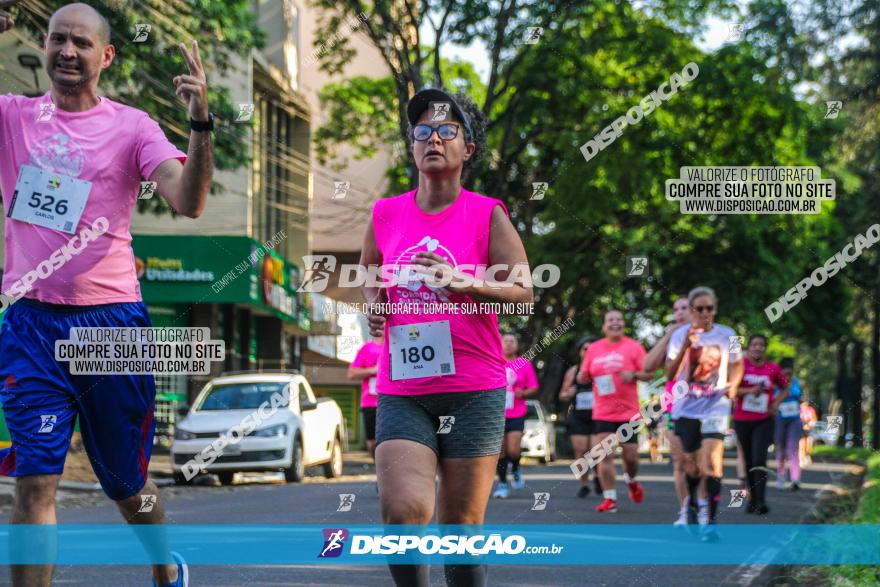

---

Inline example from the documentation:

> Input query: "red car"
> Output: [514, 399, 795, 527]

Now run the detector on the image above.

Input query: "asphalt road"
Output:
[1, 453, 853, 587]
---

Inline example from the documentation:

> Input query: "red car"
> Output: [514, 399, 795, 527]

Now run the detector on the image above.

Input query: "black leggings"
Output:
[390, 564, 488, 587]
[733, 418, 774, 506]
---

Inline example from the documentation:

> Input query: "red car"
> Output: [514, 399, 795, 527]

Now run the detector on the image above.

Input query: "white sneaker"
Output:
[511, 470, 525, 490]
[776, 478, 785, 490]
[492, 482, 510, 499]
[673, 506, 689, 526]
[698, 504, 709, 526]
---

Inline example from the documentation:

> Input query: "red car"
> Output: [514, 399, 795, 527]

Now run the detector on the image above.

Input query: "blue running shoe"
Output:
[153, 552, 188, 587]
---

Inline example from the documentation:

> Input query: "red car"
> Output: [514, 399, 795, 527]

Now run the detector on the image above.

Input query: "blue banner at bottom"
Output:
[0, 524, 878, 565]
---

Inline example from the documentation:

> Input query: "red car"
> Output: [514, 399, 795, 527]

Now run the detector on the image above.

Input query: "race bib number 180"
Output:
[389, 320, 455, 381]
[8, 165, 91, 234]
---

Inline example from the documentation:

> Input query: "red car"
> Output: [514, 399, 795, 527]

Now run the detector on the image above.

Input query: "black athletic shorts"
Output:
[376, 388, 505, 458]
[361, 407, 377, 441]
[504, 416, 526, 433]
[593, 420, 639, 444]
[568, 412, 594, 436]
[675, 417, 725, 453]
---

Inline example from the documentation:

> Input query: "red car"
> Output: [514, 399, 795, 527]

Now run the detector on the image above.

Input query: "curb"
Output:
[0, 476, 102, 492]
[723, 460, 867, 587]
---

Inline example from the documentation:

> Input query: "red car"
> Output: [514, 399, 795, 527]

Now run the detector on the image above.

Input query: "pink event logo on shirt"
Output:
[0, 216, 110, 311]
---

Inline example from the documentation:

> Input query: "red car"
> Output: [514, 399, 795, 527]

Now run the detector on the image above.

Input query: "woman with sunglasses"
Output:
[558, 335, 602, 497]
[359, 88, 533, 587]
[665, 286, 744, 542]
[733, 334, 789, 514]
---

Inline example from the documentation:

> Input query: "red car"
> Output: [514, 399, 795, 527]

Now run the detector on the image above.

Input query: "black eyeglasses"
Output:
[412, 123, 461, 142]
[692, 305, 715, 313]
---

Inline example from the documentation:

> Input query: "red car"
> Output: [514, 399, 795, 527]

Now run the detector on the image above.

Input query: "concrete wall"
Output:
[296, 2, 394, 254]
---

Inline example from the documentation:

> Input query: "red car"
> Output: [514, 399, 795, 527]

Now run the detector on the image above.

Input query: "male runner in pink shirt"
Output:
[0, 3, 213, 586]
[578, 310, 652, 512]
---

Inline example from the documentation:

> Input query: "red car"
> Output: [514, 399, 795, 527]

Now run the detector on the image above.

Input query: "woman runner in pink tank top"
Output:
[359, 88, 533, 587]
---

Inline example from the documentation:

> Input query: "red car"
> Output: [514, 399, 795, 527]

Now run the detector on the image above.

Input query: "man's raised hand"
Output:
[173, 40, 209, 121]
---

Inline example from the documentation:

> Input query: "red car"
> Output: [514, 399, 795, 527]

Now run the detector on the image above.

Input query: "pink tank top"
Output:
[372, 188, 508, 395]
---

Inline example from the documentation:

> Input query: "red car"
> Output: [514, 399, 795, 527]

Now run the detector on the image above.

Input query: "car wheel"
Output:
[173, 472, 190, 485]
[284, 437, 304, 483]
[217, 471, 235, 486]
[323, 436, 343, 478]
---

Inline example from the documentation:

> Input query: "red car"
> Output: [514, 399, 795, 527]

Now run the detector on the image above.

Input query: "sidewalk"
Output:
[148, 449, 376, 478]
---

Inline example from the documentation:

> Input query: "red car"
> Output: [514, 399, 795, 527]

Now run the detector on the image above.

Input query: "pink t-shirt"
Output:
[372, 188, 508, 395]
[734, 358, 788, 421]
[580, 336, 646, 422]
[352, 340, 383, 408]
[0, 93, 186, 305]
[504, 358, 539, 419]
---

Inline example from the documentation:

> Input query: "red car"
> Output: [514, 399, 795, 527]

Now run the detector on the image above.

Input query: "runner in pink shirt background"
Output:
[577, 310, 652, 513]
[347, 336, 384, 461]
[492, 332, 539, 499]
[733, 334, 789, 514]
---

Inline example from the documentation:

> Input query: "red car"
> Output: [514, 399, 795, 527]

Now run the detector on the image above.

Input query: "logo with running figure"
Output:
[826, 415, 843, 434]
[38, 415, 57, 434]
[318, 528, 349, 558]
[299, 255, 338, 293]
[132, 24, 151, 43]
[627, 256, 649, 277]
[728, 489, 747, 508]
[437, 416, 455, 434]
[531, 492, 550, 510]
[430, 102, 450, 121]
[37, 103, 56, 123]
[728, 336, 744, 354]
[531, 182, 548, 200]
[138, 494, 157, 513]
[337, 494, 355, 512]
[525, 27, 544, 44]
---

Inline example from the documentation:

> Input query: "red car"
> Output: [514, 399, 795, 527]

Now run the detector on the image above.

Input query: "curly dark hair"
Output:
[407, 88, 487, 169]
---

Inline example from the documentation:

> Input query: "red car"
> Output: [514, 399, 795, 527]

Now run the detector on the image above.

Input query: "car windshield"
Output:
[525, 402, 540, 420]
[196, 382, 289, 411]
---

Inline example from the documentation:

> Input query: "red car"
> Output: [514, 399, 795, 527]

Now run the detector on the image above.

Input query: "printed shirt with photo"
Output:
[667, 323, 742, 421]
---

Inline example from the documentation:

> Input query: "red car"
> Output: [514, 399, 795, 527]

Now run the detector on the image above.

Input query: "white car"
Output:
[521, 400, 556, 463]
[171, 372, 345, 485]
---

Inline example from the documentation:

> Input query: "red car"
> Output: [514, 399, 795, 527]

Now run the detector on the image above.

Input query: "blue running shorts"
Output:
[0, 299, 156, 500]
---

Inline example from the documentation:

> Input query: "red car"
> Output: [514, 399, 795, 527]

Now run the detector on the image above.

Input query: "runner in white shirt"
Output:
[666, 287, 744, 542]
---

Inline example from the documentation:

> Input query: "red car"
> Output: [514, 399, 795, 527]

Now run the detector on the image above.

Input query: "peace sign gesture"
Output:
[173, 40, 209, 121]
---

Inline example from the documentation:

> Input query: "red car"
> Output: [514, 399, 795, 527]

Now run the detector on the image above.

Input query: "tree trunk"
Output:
[873, 292, 880, 449]
[836, 340, 849, 447]
[852, 340, 865, 446]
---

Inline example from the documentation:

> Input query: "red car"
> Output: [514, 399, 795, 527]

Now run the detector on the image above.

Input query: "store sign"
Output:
[262, 255, 294, 316]
[136, 256, 214, 283]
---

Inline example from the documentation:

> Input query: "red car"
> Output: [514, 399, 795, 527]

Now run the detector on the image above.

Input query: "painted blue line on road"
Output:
[0, 524, 877, 565]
